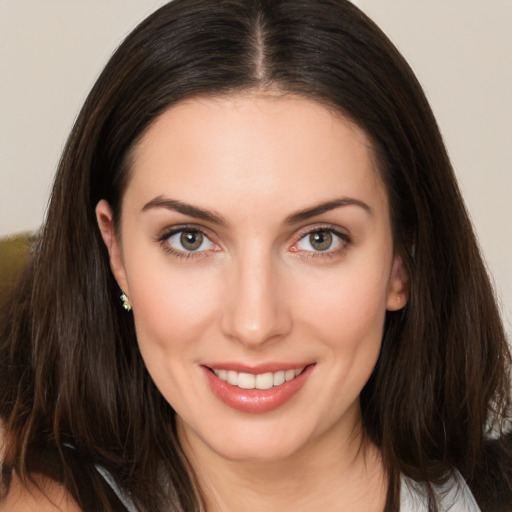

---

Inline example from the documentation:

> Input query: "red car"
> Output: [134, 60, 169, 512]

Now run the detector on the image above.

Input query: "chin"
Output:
[211, 413, 330, 463]
[178, 410, 318, 463]
[211, 435, 307, 463]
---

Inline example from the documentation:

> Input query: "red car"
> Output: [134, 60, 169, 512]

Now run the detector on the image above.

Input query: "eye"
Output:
[166, 229, 215, 253]
[294, 228, 348, 253]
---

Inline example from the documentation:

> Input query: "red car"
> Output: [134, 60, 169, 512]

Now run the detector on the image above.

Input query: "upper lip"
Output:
[202, 362, 314, 374]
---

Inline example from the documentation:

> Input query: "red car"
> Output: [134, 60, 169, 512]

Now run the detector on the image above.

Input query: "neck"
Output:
[178, 417, 388, 512]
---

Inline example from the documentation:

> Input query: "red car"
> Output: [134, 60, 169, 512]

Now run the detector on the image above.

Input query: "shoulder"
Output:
[401, 471, 481, 512]
[0, 472, 81, 512]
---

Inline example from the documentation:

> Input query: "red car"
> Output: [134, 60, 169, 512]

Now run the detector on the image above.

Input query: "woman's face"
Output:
[97, 93, 407, 462]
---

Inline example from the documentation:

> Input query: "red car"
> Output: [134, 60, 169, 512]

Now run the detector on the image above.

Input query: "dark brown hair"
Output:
[1, 1, 511, 510]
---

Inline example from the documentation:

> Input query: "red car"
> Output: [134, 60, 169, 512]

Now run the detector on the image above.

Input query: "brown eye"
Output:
[180, 231, 204, 251]
[308, 230, 333, 251]
[164, 229, 214, 254]
[294, 228, 347, 255]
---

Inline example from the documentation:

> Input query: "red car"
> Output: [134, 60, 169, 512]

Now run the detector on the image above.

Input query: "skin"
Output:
[0, 473, 81, 512]
[95, 92, 408, 511]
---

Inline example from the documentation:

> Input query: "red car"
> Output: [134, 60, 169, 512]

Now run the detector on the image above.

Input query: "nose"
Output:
[220, 248, 293, 348]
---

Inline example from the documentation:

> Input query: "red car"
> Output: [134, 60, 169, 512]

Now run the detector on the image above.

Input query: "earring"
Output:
[120, 292, 132, 312]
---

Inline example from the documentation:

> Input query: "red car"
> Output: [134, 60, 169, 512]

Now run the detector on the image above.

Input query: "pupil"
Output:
[180, 231, 203, 251]
[310, 231, 332, 251]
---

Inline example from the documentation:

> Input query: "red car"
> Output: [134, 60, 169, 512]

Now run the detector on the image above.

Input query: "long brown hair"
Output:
[1, 1, 511, 510]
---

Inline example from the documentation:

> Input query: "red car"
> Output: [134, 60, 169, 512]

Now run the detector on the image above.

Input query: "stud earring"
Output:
[120, 292, 132, 312]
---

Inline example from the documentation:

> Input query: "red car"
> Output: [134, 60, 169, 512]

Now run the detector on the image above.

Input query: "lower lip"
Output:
[203, 364, 315, 414]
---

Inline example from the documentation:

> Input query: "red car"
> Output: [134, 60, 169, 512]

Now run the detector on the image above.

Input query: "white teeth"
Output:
[238, 372, 256, 389]
[273, 370, 285, 386]
[227, 370, 238, 386]
[255, 372, 274, 390]
[212, 367, 305, 390]
[285, 369, 295, 382]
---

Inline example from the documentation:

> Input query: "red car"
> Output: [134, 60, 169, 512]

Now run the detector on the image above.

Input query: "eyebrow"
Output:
[284, 198, 373, 225]
[141, 195, 372, 226]
[142, 196, 229, 226]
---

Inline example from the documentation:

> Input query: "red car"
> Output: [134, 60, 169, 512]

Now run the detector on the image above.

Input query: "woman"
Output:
[1, 0, 510, 510]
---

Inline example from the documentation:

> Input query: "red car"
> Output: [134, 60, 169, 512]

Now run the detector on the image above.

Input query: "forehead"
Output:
[124, 93, 388, 218]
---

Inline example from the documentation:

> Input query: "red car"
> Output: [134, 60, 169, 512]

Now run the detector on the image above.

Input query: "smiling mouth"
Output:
[209, 367, 306, 390]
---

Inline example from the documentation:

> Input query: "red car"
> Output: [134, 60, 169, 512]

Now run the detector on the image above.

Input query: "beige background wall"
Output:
[1, 1, 511, 334]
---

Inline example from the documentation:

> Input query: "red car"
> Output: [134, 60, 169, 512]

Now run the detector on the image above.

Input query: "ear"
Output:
[386, 254, 409, 311]
[95, 200, 130, 295]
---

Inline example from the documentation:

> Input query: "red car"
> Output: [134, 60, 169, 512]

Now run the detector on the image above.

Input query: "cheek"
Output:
[294, 263, 390, 345]
[127, 263, 221, 356]
[126, 264, 223, 410]
[289, 262, 389, 410]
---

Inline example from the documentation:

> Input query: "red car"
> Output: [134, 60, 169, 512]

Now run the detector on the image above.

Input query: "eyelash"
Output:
[156, 224, 216, 261]
[156, 224, 351, 261]
[292, 226, 351, 260]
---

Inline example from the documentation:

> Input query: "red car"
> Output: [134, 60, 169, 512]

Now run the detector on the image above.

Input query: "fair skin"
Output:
[98, 93, 408, 511]
[2, 93, 407, 511]
[1, 473, 81, 511]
